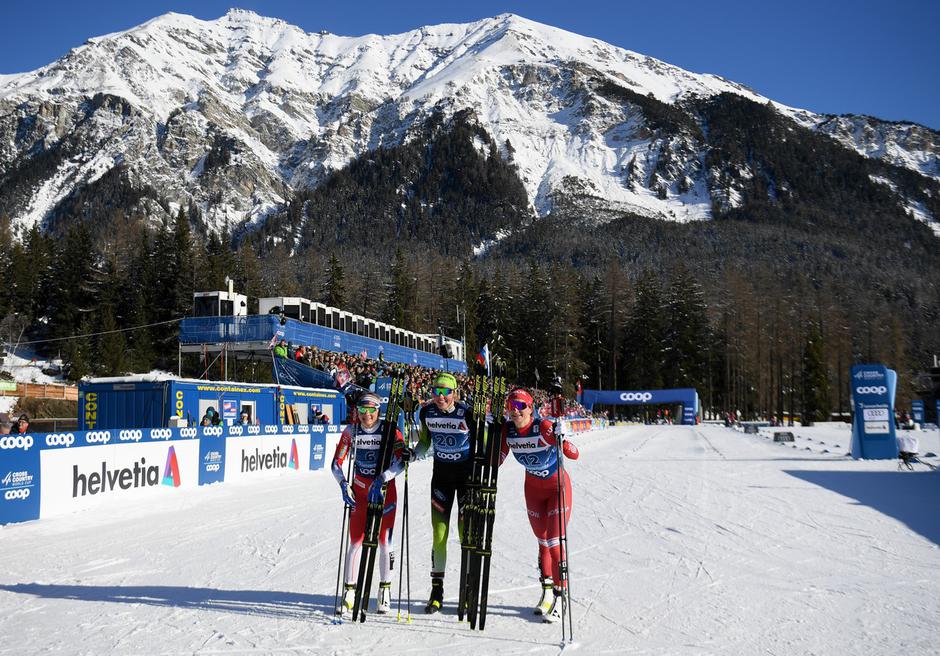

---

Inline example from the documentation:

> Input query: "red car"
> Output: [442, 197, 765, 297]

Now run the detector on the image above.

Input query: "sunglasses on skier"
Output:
[433, 387, 454, 397]
[508, 400, 529, 411]
[357, 405, 379, 415]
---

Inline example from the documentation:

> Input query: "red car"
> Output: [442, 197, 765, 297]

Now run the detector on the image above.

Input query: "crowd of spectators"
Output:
[272, 339, 592, 417]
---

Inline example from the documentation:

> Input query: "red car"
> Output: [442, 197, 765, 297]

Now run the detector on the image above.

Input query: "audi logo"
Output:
[619, 392, 654, 402]
[0, 435, 34, 450]
[247, 426, 261, 434]
[4, 488, 30, 500]
[119, 429, 144, 442]
[45, 433, 75, 447]
[180, 428, 198, 438]
[855, 386, 887, 395]
[149, 429, 173, 440]
[205, 463, 221, 472]
[85, 431, 112, 444]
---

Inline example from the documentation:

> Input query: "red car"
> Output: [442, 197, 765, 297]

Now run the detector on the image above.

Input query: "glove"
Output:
[340, 481, 356, 510]
[553, 419, 566, 439]
[400, 445, 416, 464]
[368, 478, 386, 504]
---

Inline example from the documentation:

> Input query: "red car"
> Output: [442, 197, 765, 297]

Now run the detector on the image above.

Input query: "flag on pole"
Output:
[268, 328, 285, 348]
[476, 343, 491, 374]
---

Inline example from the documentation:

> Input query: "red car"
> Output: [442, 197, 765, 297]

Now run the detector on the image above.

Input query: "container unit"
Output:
[79, 376, 344, 430]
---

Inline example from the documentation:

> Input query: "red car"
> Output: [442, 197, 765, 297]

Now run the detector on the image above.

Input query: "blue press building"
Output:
[75, 291, 466, 433]
[180, 292, 467, 373]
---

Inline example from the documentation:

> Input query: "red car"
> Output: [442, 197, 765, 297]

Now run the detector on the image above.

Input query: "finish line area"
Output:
[580, 387, 700, 424]
[1, 423, 937, 655]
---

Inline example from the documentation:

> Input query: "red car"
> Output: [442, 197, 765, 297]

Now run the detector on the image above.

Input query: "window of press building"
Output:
[283, 303, 300, 320]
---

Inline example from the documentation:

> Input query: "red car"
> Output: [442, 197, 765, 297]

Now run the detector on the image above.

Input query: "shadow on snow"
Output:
[784, 469, 940, 547]
[0, 584, 549, 626]
[0, 583, 336, 621]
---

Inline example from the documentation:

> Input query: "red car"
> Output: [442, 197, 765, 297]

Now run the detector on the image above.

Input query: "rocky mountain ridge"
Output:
[0, 9, 937, 241]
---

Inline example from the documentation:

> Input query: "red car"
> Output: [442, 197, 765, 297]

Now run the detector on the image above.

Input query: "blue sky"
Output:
[2, 0, 937, 129]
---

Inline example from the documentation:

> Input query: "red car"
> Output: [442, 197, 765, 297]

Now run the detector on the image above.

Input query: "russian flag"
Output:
[476, 343, 491, 374]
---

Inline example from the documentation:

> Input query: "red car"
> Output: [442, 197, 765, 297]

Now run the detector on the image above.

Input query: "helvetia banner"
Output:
[40, 439, 200, 517]
[224, 428, 310, 482]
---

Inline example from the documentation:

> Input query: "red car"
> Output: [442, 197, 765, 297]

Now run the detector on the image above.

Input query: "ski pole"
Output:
[557, 440, 573, 642]
[397, 409, 414, 622]
[551, 385, 573, 643]
[333, 425, 356, 618]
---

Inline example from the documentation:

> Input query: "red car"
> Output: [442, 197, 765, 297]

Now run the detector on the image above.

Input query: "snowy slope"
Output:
[2, 424, 938, 655]
[2, 10, 936, 236]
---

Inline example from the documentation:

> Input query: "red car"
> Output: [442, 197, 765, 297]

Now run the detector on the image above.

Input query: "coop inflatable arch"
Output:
[580, 388, 700, 425]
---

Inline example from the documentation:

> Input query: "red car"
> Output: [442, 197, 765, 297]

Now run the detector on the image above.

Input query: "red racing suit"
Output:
[500, 418, 579, 587]
[332, 419, 405, 584]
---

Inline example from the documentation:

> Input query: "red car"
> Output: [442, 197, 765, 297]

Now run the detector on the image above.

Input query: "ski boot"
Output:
[534, 576, 554, 615]
[424, 577, 444, 614]
[376, 582, 392, 614]
[341, 583, 356, 615]
[542, 588, 565, 624]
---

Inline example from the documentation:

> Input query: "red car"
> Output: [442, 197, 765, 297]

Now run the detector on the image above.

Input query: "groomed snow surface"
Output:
[2, 423, 939, 655]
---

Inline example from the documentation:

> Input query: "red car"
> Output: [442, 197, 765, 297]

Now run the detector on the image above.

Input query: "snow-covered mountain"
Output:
[1, 9, 937, 237]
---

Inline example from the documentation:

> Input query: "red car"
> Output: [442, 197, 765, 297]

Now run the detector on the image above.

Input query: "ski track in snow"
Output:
[1, 424, 939, 655]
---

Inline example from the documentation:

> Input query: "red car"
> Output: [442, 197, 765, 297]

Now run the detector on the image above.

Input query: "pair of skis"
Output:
[349, 372, 407, 623]
[458, 364, 508, 630]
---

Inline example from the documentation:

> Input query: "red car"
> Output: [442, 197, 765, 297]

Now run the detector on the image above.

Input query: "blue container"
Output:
[79, 376, 344, 430]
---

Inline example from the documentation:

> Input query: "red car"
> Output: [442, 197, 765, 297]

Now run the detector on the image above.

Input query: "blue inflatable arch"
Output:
[580, 388, 700, 425]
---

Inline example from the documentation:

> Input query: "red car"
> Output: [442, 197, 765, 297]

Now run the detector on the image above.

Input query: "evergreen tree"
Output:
[62, 318, 94, 381]
[94, 256, 128, 376]
[8, 226, 53, 321]
[96, 304, 127, 375]
[125, 230, 156, 371]
[621, 270, 665, 390]
[578, 273, 607, 389]
[46, 223, 100, 348]
[171, 207, 195, 317]
[0, 213, 11, 316]
[323, 253, 347, 309]
[662, 268, 711, 389]
[514, 261, 553, 385]
[801, 323, 830, 425]
[383, 249, 414, 329]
